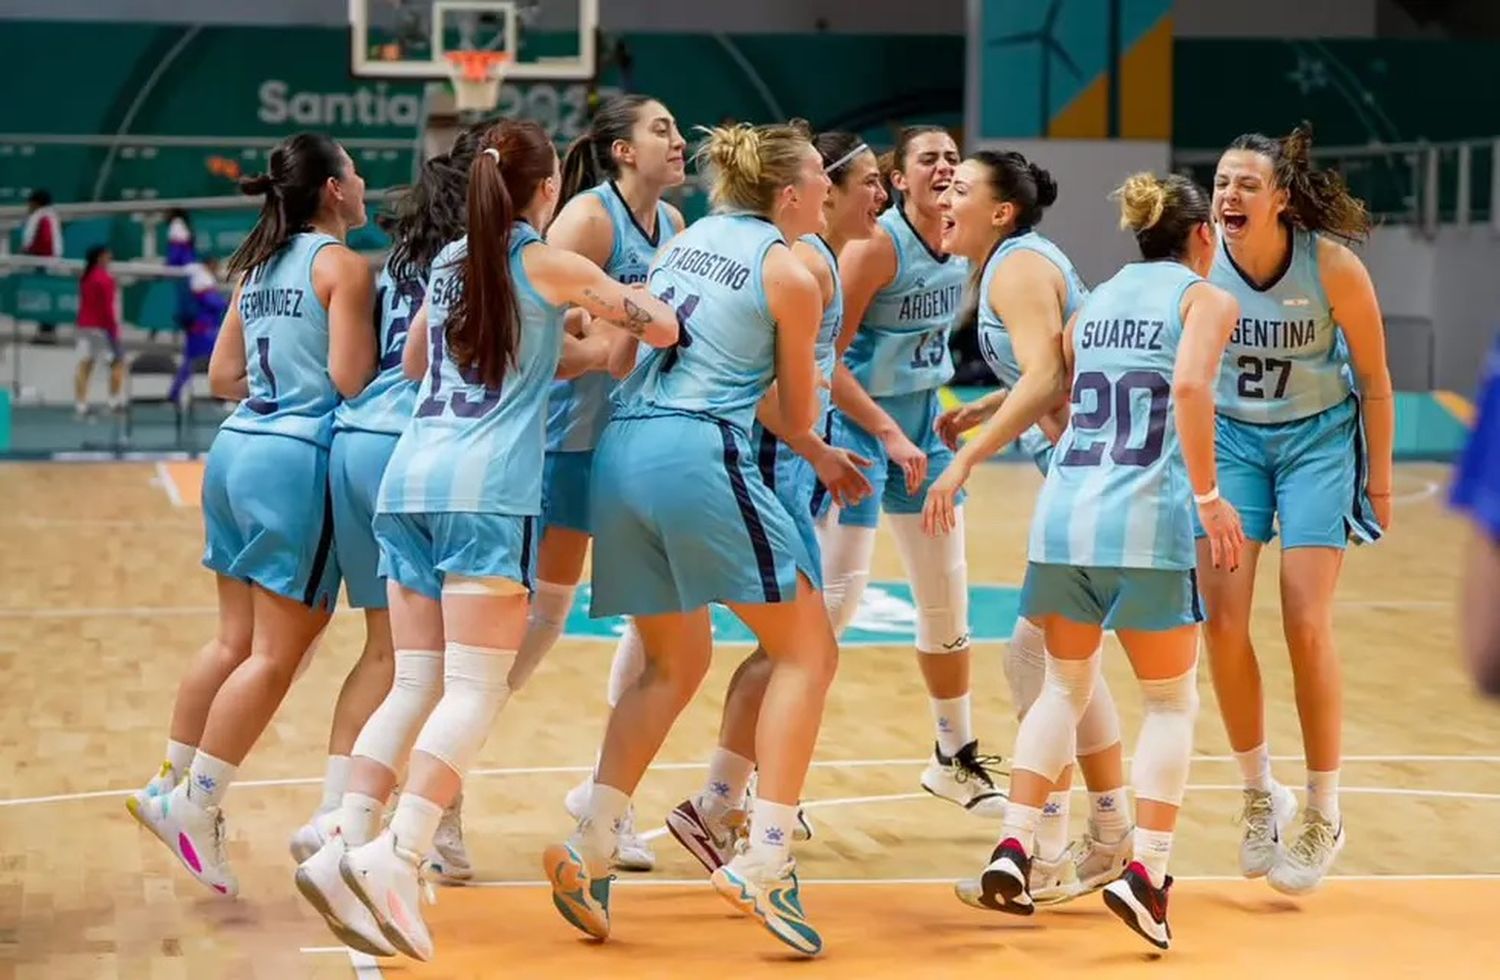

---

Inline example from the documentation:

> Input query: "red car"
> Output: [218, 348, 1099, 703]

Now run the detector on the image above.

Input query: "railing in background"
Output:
[1174, 136, 1500, 239]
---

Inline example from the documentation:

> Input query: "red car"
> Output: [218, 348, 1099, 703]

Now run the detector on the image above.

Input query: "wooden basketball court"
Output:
[2, 459, 1496, 978]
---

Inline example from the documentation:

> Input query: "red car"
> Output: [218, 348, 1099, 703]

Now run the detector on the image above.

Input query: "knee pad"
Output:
[815, 522, 877, 636]
[1132, 667, 1200, 807]
[412, 642, 517, 777]
[1004, 616, 1047, 718]
[351, 649, 444, 771]
[887, 510, 970, 653]
[605, 620, 646, 708]
[1012, 652, 1100, 781]
[509, 580, 578, 692]
[1075, 670, 1124, 757]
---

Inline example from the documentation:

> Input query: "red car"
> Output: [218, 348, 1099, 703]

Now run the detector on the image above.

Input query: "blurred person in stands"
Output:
[168, 256, 227, 406]
[1454, 332, 1500, 696]
[166, 207, 199, 342]
[75, 245, 124, 416]
[23, 189, 64, 343]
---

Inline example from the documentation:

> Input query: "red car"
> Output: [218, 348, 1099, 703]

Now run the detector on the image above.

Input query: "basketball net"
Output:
[444, 50, 510, 112]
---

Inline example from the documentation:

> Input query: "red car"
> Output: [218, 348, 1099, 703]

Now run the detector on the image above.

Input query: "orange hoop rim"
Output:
[444, 49, 512, 82]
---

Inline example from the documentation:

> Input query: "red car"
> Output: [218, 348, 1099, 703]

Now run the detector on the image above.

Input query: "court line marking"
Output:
[460, 872, 1500, 889]
[5, 755, 1496, 809]
[154, 460, 184, 507]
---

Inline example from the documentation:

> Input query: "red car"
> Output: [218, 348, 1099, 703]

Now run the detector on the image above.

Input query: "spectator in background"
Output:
[1454, 332, 1500, 696]
[22, 189, 64, 343]
[168, 256, 226, 406]
[75, 245, 124, 416]
[165, 207, 199, 342]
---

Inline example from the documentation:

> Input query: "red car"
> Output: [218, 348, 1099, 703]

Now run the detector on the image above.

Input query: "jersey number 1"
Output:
[245, 336, 279, 415]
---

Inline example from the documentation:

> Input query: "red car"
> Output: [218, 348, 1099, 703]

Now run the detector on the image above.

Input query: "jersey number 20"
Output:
[1059, 370, 1169, 468]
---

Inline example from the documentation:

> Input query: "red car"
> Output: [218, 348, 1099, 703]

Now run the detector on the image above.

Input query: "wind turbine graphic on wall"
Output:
[987, 0, 1082, 137]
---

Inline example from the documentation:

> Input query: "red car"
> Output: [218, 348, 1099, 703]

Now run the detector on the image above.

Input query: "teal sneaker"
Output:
[711, 855, 822, 956]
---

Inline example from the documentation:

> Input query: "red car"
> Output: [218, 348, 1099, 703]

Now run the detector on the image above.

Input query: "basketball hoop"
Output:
[444, 50, 510, 112]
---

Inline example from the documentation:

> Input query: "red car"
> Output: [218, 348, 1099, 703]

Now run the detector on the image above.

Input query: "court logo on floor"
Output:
[562, 582, 1021, 646]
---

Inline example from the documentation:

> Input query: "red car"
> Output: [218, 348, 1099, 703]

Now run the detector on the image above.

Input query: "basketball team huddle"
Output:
[121, 94, 1394, 961]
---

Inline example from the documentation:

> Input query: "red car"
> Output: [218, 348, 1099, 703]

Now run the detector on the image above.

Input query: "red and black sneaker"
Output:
[1103, 861, 1173, 950]
[975, 838, 1034, 915]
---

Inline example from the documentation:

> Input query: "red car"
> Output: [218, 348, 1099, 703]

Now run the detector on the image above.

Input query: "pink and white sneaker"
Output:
[340, 829, 435, 962]
[129, 783, 238, 897]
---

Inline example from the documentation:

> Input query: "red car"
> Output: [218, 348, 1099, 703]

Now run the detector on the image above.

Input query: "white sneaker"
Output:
[1071, 823, 1133, 895]
[1027, 848, 1078, 906]
[1238, 783, 1298, 878]
[129, 783, 238, 897]
[920, 740, 1007, 818]
[427, 795, 472, 883]
[711, 851, 822, 956]
[666, 795, 746, 873]
[294, 835, 396, 957]
[340, 829, 435, 962]
[125, 761, 182, 818]
[290, 807, 339, 864]
[1268, 810, 1345, 895]
[614, 805, 656, 872]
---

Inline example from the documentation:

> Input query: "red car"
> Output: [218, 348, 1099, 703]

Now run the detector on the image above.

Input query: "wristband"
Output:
[1194, 486, 1220, 505]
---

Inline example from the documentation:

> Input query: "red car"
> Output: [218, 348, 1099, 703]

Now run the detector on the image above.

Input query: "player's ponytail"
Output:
[448, 120, 556, 390]
[1113, 171, 1210, 260]
[697, 122, 811, 217]
[227, 132, 346, 279]
[381, 123, 481, 286]
[1229, 122, 1371, 244]
[557, 93, 654, 216]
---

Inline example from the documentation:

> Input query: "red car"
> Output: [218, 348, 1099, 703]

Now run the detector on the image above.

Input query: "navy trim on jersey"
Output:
[608, 181, 662, 247]
[1188, 568, 1204, 623]
[1222, 225, 1295, 293]
[302, 481, 336, 609]
[717, 420, 781, 603]
[897, 205, 951, 264]
[807, 412, 834, 518]
[520, 515, 534, 590]
[756, 429, 779, 490]
[1349, 395, 1382, 541]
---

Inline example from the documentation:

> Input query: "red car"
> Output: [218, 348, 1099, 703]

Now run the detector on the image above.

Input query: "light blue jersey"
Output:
[976, 230, 1088, 470]
[1212, 227, 1351, 424]
[1029, 261, 1203, 570]
[335, 260, 422, 436]
[221, 232, 341, 447]
[612, 212, 786, 434]
[805, 233, 844, 416]
[378, 224, 566, 514]
[843, 207, 966, 397]
[546, 182, 677, 452]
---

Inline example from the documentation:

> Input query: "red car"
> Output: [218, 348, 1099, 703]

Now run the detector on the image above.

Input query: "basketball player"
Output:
[1454, 332, 1500, 695]
[287, 126, 481, 883]
[958, 172, 1243, 950]
[924, 150, 1132, 904]
[125, 133, 376, 896]
[539, 95, 688, 872]
[1203, 124, 1392, 894]
[822, 126, 1006, 814]
[294, 120, 681, 963]
[545, 123, 836, 957]
[665, 129, 884, 871]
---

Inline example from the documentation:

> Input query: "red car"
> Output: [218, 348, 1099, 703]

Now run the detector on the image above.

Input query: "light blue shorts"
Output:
[542, 449, 594, 535]
[330, 429, 400, 609]
[834, 389, 965, 527]
[373, 511, 536, 602]
[1020, 562, 1204, 632]
[589, 413, 819, 617]
[752, 419, 833, 575]
[201, 428, 340, 610]
[1201, 396, 1382, 549]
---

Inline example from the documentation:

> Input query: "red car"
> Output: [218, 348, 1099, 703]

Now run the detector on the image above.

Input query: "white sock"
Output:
[999, 802, 1043, 856]
[320, 755, 350, 813]
[747, 797, 799, 867]
[1134, 827, 1174, 888]
[931, 693, 973, 757]
[1036, 790, 1071, 860]
[1307, 769, 1340, 823]
[606, 622, 647, 708]
[165, 739, 196, 775]
[1234, 743, 1273, 793]
[1088, 789, 1131, 841]
[390, 794, 444, 856]
[701, 748, 755, 817]
[338, 791, 385, 847]
[582, 782, 631, 862]
[184, 751, 236, 808]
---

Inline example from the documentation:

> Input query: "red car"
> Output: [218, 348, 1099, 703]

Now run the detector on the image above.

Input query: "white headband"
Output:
[483, 147, 500, 163]
[825, 143, 870, 174]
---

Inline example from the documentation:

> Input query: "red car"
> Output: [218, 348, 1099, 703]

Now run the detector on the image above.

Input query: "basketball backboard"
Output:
[349, 0, 597, 81]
